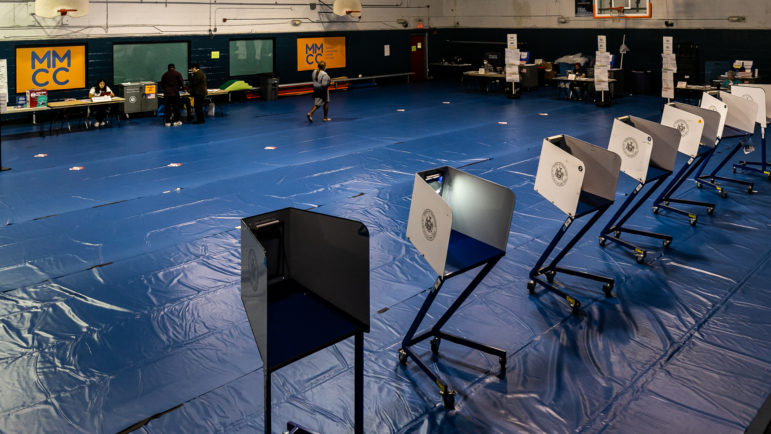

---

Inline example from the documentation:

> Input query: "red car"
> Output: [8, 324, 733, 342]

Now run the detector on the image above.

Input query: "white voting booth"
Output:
[530, 135, 621, 313]
[599, 116, 680, 262]
[652, 103, 725, 225]
[240, 208, 369, 434]
[690, 90, 760, 200]
[732, 85, 770, 178]
[401, 166, 514, 409]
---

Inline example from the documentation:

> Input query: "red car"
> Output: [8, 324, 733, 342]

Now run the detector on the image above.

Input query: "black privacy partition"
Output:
[529, 135, 621, 314]
[400, 166, 515, 410]
[240, 208, 369, 434]
[599, 115, 680, 263]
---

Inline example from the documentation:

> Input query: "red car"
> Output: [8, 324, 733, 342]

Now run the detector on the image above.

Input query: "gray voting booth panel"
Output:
[406, 166, 515, 276]
[700, 93, 729, 139]
[618, 115, 680, 176]
[670, 102, 722, 148]
[732, 85, 767, 128]
[720, 91, 758, 134]
[241, 208, 369, 371]
[535, 135, 621, 218]
[743, 84, 771, 122]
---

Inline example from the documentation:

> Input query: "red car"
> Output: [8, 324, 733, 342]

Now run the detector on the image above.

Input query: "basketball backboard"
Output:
[593, 0, 651, 18]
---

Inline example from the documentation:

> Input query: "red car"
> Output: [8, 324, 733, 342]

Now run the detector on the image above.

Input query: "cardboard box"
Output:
[26, 89, 48, 107]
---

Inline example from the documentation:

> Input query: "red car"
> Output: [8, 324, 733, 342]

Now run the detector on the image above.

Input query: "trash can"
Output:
[257, 74, 279, 101]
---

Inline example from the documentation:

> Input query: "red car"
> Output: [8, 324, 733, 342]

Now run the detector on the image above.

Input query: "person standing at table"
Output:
[189, 64, 208, 124]
[88, 79, 114, 128]
[160, 64, 184, 127]
[307, 61, 331, 123]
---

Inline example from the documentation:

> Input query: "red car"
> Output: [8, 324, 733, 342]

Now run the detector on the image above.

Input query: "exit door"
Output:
[410, 34, 427, 81]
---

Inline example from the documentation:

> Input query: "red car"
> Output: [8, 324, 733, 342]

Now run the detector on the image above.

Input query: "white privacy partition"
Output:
[700, 92, 728, 139]
[662, 104, 706, 158]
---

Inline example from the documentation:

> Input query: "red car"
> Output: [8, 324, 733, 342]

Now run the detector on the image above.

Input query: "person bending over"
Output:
[307, 61, 331, 122]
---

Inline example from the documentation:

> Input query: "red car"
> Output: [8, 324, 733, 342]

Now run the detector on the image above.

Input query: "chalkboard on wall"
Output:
[229, 39, 274, 77]
[113, 42, 189, 84]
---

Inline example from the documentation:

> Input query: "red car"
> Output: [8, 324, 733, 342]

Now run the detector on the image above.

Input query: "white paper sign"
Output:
[594, 68, 610, 91]
[384, 45, 390, 56]
[662, 71, 675, 99]
[507, 33, 518, 49]
[0, 59, 7, 113]
[598, 35, 607, 53]
[505, 48, 520, 82]
[662, 54, 677, 73]
[663, 36, 673, 55]
[534, 140, 586, 218]
[608, 119, 654, 183]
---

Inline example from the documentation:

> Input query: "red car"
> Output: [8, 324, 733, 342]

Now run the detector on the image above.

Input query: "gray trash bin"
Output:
[258, 74, 279, 101]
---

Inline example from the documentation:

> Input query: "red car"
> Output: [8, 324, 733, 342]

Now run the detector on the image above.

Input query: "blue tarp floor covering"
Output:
[0, 82, 769, 433]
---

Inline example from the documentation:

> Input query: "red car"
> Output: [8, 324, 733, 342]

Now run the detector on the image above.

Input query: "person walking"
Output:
[307, 61, 331, 123]
[189, 64, 208, 124]
[160, 63, 184, 127]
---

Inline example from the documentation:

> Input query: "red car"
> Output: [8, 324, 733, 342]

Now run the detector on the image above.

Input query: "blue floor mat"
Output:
[0, 82, 769, 433]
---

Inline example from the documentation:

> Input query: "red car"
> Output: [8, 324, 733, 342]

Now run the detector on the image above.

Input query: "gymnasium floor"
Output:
[0, 82, 769, 433]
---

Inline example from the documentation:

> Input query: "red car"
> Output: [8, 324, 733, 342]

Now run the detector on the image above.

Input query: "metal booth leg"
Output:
[699, 135, 755, 193]
[355, 332, 363, 434]
[528, 206, 615, 314]
[734, 129, 770, 179]
[264, 370, 271, 434]
[653, 152, 715, 225]
[599, 177, 673, 263]
[399, 257, 505, 409]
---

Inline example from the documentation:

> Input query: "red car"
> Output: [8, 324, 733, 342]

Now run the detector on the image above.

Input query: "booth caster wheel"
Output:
[689, 216, 697, 226]
[545, 271, 556, 283]
[747, 185, 754, 194]
[707, 206, 715, 216]
[664, 201, 670, 206]
[663, 238, 672, 248]
[732, 166, 737, 173]
[696, 181, 702, 189]
[398, 349, 408, 365]
[634, 252, 646, 264]
[720, 191, 728, 199]
[430, 337, 441, 354]
[599, 236, 607, 247]
[570, 300, 582, 315]
[602, 283, 614, 298]
[527, 280, 536, 294]
[441, 390, 456, 409]
[499, 356, 506, 373]
[652, 206, 659, 214]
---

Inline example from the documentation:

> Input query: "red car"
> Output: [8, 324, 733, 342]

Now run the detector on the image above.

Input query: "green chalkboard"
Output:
[113, 42, 189, 84]
[229, 39, 274, 77]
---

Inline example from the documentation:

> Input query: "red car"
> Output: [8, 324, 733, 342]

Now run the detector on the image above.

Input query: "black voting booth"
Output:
[529, 135, 621, 313]
[599, 116, 680, 263]
[400, 166, 515, 409]
[240, 208, 369, 434]
[654, 96, 753, 225]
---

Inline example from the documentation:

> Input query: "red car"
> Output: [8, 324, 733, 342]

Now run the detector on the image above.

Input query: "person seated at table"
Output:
[722, 70, 741, 89]
[569, 62, 587, 100]
[88, 79, 114, 127]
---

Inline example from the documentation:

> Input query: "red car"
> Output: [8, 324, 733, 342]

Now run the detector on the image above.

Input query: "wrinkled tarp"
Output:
[0, 83, 768, 433]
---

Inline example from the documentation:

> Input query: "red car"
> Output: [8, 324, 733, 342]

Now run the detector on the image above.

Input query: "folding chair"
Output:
[731, 85, 770, 179]
[599, 116, 680, 263]
[399, 166, 515, 409]
[692, 90, 760, 196]
[528, 135, 622, 314]
[653, 102, 723, 225]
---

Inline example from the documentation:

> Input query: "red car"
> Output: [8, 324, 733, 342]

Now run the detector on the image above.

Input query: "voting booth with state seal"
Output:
[399, 166, 515, 409]
[529, 135, 621, 313]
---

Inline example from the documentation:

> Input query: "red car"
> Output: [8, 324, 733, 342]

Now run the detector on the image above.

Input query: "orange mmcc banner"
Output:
[16, 45, 86, 92]
[296, 37, 346, 71]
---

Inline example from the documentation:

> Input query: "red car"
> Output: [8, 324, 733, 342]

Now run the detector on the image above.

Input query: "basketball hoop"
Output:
[609, 6, 625, 18]
[57, 8, 77, 15]
[345, 10, 360, 15]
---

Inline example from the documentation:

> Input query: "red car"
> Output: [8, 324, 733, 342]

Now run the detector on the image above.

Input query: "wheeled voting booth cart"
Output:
[400, 166, 515, 409]
[691, 91, 759, 197]
[731, 85, 770, 179]
[529, 135, 621, 314]
[240, 208, 369, 434]
[599, 116, 680, 263]
[652, 102, 722, 225]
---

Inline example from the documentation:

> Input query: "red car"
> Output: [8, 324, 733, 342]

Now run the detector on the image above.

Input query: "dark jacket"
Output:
[190, 69, 208, 96]
[160, 69, 184, 97]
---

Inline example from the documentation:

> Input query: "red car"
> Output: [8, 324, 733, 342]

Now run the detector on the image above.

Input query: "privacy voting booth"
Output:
[599, 116, 680, 263]
[731, 85, 770, 179]
[652, 102, 721, 225]
[689, 90, 759, 201]
[400, 166, 515, 409]
[529, 135, 621, 313]
[240, 208, 369, 434]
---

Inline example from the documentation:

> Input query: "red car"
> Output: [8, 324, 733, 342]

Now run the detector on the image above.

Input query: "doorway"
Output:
[410, 34, 427, 81]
